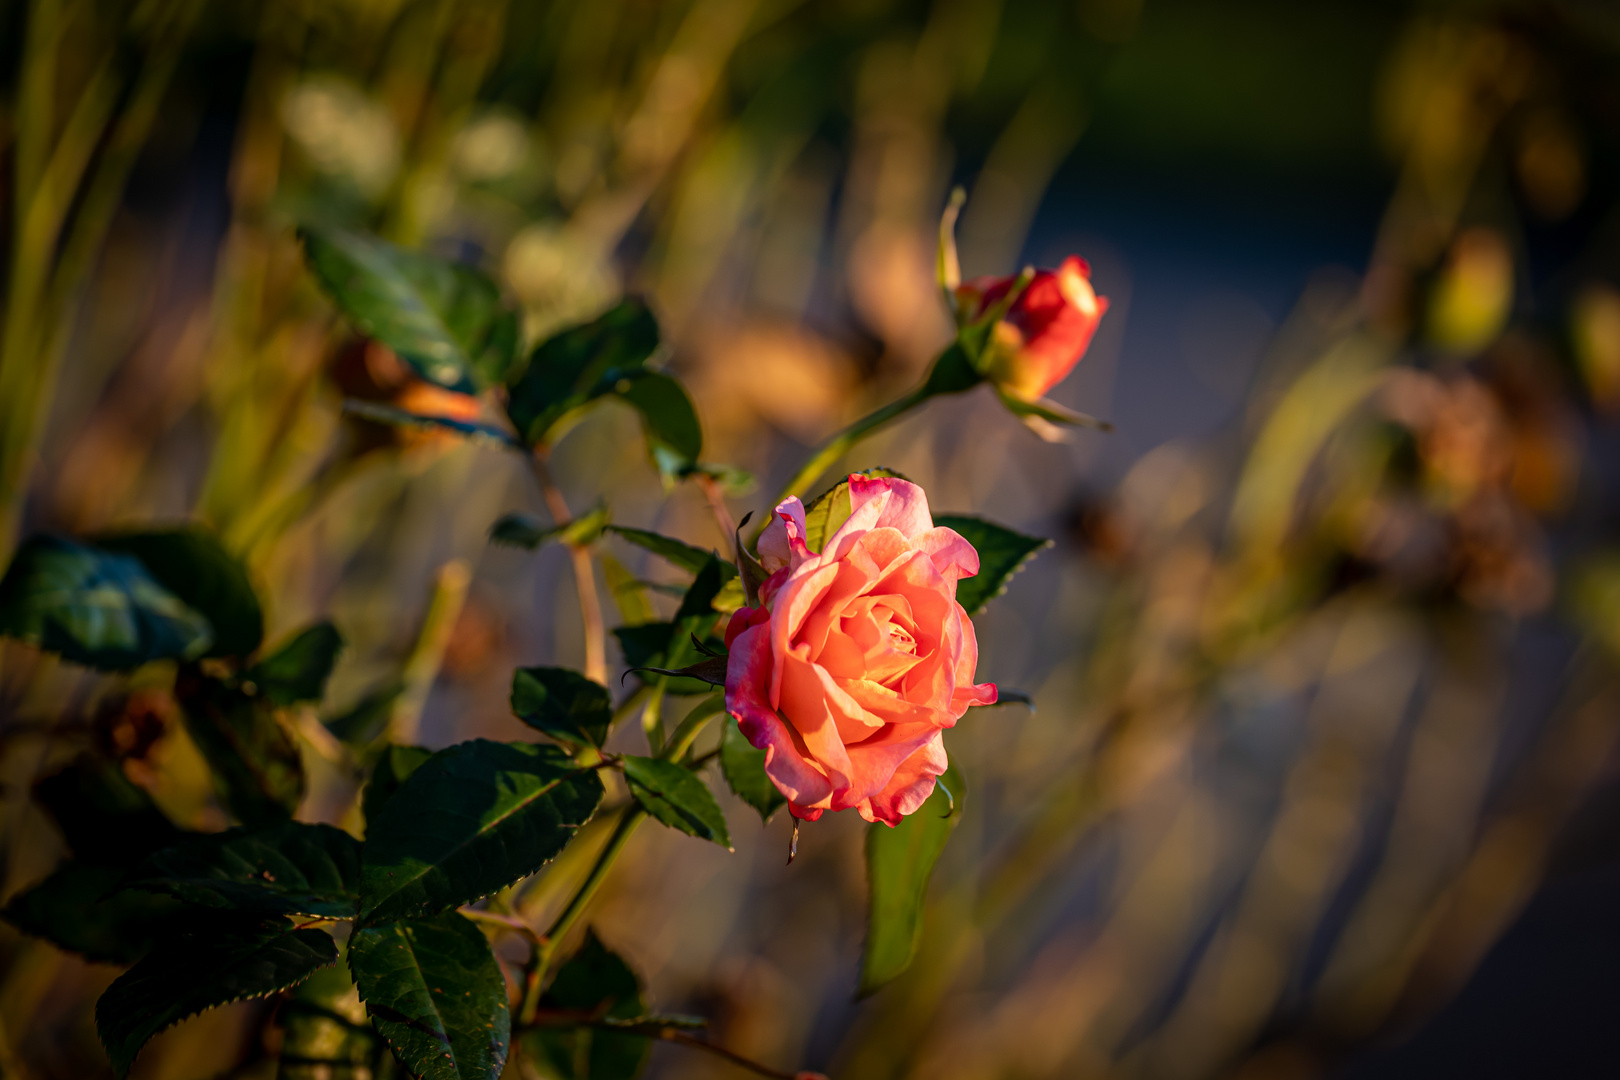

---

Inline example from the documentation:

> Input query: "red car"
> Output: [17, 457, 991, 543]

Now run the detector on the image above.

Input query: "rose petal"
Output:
[759, 496, 811, 571]
[849, 475, 934, 539]
[860, 733, 949, 826]
[914, 526, 979, 584]
[726, 623, 833, 814]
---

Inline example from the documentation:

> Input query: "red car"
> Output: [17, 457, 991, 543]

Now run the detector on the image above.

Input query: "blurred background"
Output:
[4, 0, 1620, 1077]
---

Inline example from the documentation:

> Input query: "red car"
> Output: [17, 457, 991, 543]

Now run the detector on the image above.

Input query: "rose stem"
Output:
[528, 445, 606, 685]
[772, 382, 934, 505]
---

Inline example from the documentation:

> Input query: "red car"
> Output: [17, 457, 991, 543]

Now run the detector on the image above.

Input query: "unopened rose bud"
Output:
[956, 255, 1107, 402]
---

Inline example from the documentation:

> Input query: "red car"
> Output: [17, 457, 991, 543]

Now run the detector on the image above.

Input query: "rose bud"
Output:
[725, 475, 996, 826]
[956, 255, 1107, 401]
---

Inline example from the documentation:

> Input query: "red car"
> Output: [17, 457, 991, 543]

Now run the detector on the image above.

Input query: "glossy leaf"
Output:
[348, 911, 510, 1080]
[800, 468, 910, 555]
[248, 621, 344, 706]
[362, 744, 434, 826]
[302, 227, 518, 393]
[622, 756, 731, 849]
[96, 527, 262, 659]
[2, 861, 187, 964]
[859, 765, 962, 997]
[719, 717, 785, 824]
[128, 821, 361, 919]
[511, 667, 611, 748]
[0, 535, 212, 670]
[490, 503, 610, 550]
[931, 515, 1051, 618]
[359, 740, 604, 924]
[505, 299, 660, 445]
[342, 399, 522, 448]
[527, 931, 650, 1080]
[34, 755, 183, 867]
[613, 369, 703, 477]
[97, 917, 338, 1077]
[176, 668, 305, 827]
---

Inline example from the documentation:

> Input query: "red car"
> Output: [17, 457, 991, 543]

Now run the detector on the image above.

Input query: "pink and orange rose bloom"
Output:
[724, 475, 997, 826]
[957, 255, 1108, 402]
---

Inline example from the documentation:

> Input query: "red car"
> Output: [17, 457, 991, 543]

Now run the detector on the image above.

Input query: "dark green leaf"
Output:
[96, 527, 263, 658]
[719, 718, 785, 825]
[248, 622, 344, 707]
[527, 930, 649, 1080]
[128, 821, 361, 919]
[931, 516, 1052, 618]
[799, 468, 910, 554]
[176, 668, 305, 827]
[2, 861, 187, 964]
[359, 740, 604, 924]
[621, 756, 731, 849]
[342, 399, 522, 448]
[859, 765, 962, 997]
[605, 525, 725, 576]
[302, 227, 517, 393]
[505, 299, 660, 446]
[0, 535, 212, 670]
[490, 503, 609, 550]
[279, 963, 378, 1080]
[348, 912, 509, 1080]
[97, 917, 338, 1077]
[362, 744, 434, 827]
[34, 755, 183, 866]
[511, 667, 611, 748]
[610, 370, 702, 478]
[326, 682, 405, 749]
[613, 557, 728, 695]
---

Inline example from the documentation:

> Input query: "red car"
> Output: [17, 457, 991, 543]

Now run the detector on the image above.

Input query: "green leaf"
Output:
[2, 861, 187, 964]
[97, 917, 338, 1077]
[96, 527, 263, 658]
[359, 740, 604, 924]
[128, 821, 361, 919]
[278, 963, 378, 1080]
[991, 385, 1113, 431]
[612, 556, 729, 695]
[0, 535, 212, 670]
[248, 622, 344, 706]
[800, 468, 910, 555]
[612, 370, 703, 478]
[348, 911, 510, 1080]
[362, 744, 434, 828]
[176, 668, 305, 827]
[34, 755, 184, 867]
[605, 525, 727, 576]
[601, 553, 656, 626]
[342, 399, 522, 448]
[302, 227, 518, 393]
[621, 756, 731, 849]
[505, 299, 660, 446]
[527, 930, 650, 1080]
[931, 515, 1052, 618]
[326, 682, 405, 750]
[859, 765, 962, 997]
[511, 667, 611, 748]
[719, 717, 785, 825]
[491, 503, 610, 550]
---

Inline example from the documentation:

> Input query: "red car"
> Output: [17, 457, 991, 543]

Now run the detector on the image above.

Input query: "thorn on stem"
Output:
[786, 819, 800, 865]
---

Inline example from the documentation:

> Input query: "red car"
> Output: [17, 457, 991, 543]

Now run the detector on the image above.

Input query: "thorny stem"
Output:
[772, 382, 934, 507]
[528, 446, 606, 685]
[521, 805, 646, 1024]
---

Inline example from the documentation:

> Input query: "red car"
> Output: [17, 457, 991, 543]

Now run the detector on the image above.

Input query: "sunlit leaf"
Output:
[719, 717, 785, 824]
[859, 765, 962, 997]
[931, 515, 1051, 617]
[302, 227, 518, 393]
[0, 535, 212, 670]
[97, 917, 337, 1077]
[176, 668, 305, 827]
[622, 756, 731, 849]
[2, 861, 187, 965]
[526, 931, 650, 1080]
[349, 911, 509, 1080]
[342, 399, 522, 448]
[511, 666, 611, 748]
[97, 527, 263, 658]
[128, 821, 361, 919]
[490, 503, 610, 550]
[248, 621, 344, 706]
[359, 740, 604, 924]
